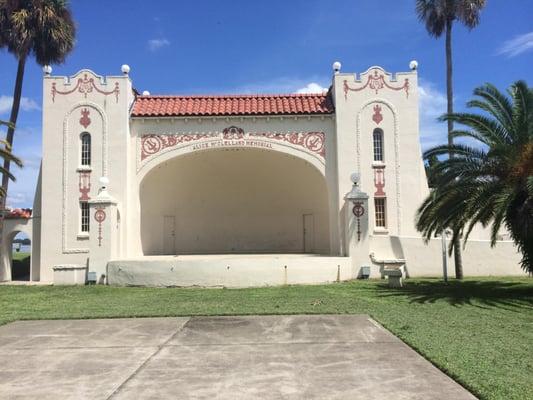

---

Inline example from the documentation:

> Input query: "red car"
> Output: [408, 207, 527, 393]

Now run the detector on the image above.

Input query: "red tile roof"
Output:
[131, 93, 334, 117]
[3, 208, 32, 219]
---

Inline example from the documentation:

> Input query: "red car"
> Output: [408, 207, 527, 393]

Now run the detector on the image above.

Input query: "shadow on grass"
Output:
[376, 279, 533, 311]
[12, 255, 30, 281]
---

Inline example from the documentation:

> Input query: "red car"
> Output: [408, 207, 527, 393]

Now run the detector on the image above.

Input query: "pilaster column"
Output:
[344, 173, 370, 275]
[88, 178, 118, 283]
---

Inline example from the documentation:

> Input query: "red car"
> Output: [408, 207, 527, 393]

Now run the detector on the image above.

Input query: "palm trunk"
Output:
[445, 19, 463, 280]
[0, 56, 26, 279]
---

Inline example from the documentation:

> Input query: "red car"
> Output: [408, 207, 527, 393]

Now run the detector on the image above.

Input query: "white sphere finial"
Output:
[142, 90, 150, 96]
[350, 173, 360, 185]
[99, 176, 109, 187]
[332, 61, 342, 74]
[409, 60, 418, 71]
[43, 65, 52, 75]
[121, 64, 130, 75]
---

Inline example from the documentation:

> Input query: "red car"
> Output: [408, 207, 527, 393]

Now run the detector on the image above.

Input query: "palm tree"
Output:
[416, 0, 486, 279]
[0, 0, 75, 228]
[416, 81, 533, 274]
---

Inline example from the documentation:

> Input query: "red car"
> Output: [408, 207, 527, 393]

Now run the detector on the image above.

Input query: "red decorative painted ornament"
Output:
[352, 203, 365, 217]
[352, 201, 365, 242]
[141, 133, 219, 160]
[374, 167, 386, 197]
[250, 132, 325, 157]
[79, 108, 91, 128]
[343, 69, 409, 99]
[78, 172, 91, 201]
[372, 104, 383, 124]
[140, 129, 326, 161]
[222, 126, 244, 140]
[94, 207, 106, 247]
[51, 73, 119, 102]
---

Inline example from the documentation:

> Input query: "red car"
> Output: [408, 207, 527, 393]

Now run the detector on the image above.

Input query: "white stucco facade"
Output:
[1, 62, 524, 285]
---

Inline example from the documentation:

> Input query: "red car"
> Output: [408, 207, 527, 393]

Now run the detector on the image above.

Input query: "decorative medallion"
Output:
[372, 104, 383, 124]
[374, 167, 386, 197]
[141, 133, 219, 160]
[222, 126, 244, 140]
[352, 201, 365, 242]
[78, 172, 91, 201]
[79, 108, 91, 128]
[344, 69, 409, 99]
[51, 73, 120, 102]
[94, 207, 106, 247]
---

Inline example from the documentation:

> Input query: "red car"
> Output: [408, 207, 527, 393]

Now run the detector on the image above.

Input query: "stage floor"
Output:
[107, 254, 353, 287]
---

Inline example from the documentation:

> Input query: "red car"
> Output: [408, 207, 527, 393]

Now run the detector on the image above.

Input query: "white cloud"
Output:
[496, 31, 533, 58]
[228, 77, 329, 95]
[418, 80, 448, 149]
[6, 191, 31, 209]
[295, 82, 328, 94]
[148, 38, 170, 52]
[5, 149, 41, 208]
[0, 95, 40, 115]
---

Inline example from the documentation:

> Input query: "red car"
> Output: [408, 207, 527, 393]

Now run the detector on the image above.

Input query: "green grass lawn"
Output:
[0, 277, 531, 400]
[12, 251, 30, 261]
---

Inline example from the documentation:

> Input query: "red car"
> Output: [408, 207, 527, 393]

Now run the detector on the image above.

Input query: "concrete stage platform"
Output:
[107, 254, 353, 287]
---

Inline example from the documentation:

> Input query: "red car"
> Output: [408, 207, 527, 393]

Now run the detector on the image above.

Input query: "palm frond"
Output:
[509, 81, 532, 144]
[455, 0, 486, 29]
[469, 83, 514, 135]
[0, 119, 14, 129]
[424, 143, 487, 160]
[0, 139, 22, 168]
[440, 112, 510, 146]
[416, 80, 533, 272]
[415, 0, 447, 37]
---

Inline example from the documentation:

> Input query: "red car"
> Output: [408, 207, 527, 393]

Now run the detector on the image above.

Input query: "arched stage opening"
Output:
[139, 148, 330, 255]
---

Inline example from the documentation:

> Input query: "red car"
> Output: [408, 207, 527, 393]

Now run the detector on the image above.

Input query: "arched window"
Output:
[81, 133, 91, 166]
[373, 129, 384, 162]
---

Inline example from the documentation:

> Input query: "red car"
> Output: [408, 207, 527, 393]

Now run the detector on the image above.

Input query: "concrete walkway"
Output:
[0, 315, 476, 399]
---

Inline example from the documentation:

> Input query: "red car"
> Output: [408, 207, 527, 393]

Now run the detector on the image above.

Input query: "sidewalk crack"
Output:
[106, 317, 190, 399]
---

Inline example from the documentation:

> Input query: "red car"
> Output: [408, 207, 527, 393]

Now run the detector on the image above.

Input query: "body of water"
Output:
[12, 244, 31, 253]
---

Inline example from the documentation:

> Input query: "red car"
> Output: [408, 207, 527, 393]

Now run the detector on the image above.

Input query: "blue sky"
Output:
[0, 0, 532, 208]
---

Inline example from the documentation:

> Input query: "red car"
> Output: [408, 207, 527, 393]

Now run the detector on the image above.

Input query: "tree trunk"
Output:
[445, 19, 453, 149]
[445, 20, 463, 280]
[0, 56, 26, 279]
[1, 56, 26, 196]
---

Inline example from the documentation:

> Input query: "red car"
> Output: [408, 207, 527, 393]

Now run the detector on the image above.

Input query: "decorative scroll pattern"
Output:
[372, 104, 383, 124]
[78, 172, 91, 201]
[94, 207, 106, 247]
[79, 108, 91, 128]
[374, 167, 386, 197]
[141, 133, 219, 160]
[344, 70, 409, 99]
[352, 201, 365, 242]
[223, 126, 244, 139]
[140, 129, 326, 161]
[52, 73, 119, 102]
[249, 132, 325, 157]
